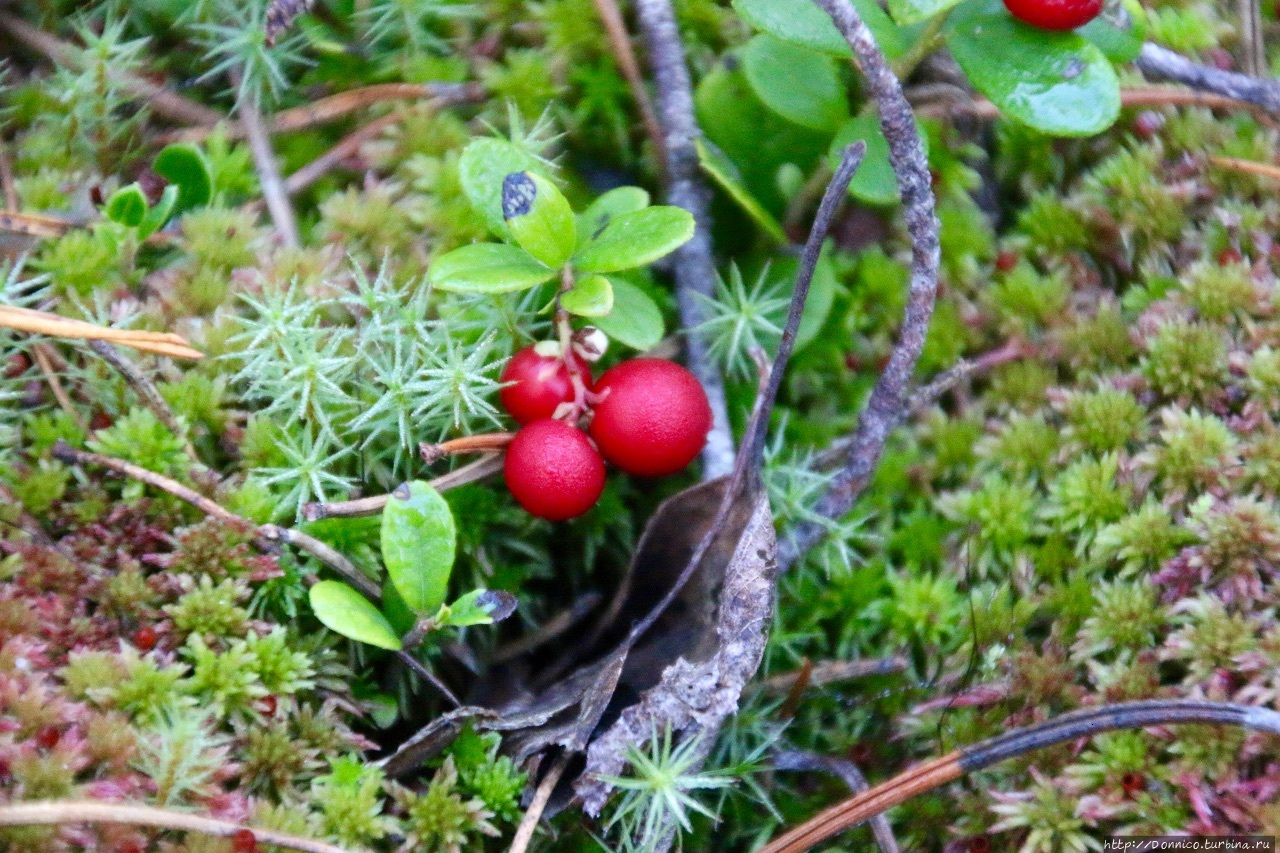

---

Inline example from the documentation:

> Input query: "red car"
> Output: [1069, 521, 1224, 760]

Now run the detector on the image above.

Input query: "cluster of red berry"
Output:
[1002, 0, 1101, 30]
[498, 346, 712, 520]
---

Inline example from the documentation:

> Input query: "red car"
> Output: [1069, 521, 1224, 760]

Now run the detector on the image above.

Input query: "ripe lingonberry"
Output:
[232, 829, 258, 853]
[995, 249, 1018, 272]
[499, 345, 593, 425]
[132, 625, 158, 651]
[589, 359, 712, 477]
[35, 725, 60, 749]
[504, 419, 606, 520]
[1002, 0, 1102, 30]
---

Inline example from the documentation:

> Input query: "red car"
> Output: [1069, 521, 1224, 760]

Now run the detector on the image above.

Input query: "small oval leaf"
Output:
[153, 143, 212, 213]
[310, 581, 403, 650]
[572, 206, 695, 274]
[695, 140, 787, 245]
[561, 274, 614, 317]
[577, 186, 650, 245]
[445, 589, 518, 627]
[887, 0, 966, 26]
[741, 34, 849, 132]
[503, 171, 577, 268]
[732, 0, 905, 58]
[382, 480, 456, 615]
[428, 243, 557, 293]
[945, 0, 1120, 137]
[105, 183, 147, 228]
[828, 112, 928, 206]
[591, 278, 665, 351]
[459, 138, 541, 239]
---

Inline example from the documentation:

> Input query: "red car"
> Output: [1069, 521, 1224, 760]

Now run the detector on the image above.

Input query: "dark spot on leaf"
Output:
[502, 172, 537, 220]
[477, 590, 517, 622]
[1062, 58, 1084, 80]
[392, 483, 411, 501]
[592, 219, 611, 241]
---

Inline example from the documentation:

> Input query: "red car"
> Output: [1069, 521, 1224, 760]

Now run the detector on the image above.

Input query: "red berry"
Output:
[499, 346, 594, 425]
[1002, 0, 1102, 30]
[969, 836, 992, 853]
[504, 420, 606, 520]
[257, 695, 278, 716]
[1218, 246, 1244, 265]
[589, 359, 712, 477]
[132, 625, 158, 651]
[35, 725, 60, 749]
[232, 829, 258, 853]
[995, 249, 1018, 272]
[1121, 771, 1145, 796]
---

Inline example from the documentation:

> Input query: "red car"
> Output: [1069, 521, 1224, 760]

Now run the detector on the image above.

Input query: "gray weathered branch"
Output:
[1136, 42, 1280, 114]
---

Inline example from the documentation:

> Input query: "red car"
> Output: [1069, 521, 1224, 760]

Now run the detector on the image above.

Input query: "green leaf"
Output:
[105, 183, 147, 228]
[1077, 1, 1146, 63]
[887, 0, 965, 25]
[428, 243, 557, 293]
[741, 34, 849, 132]
[561, 274, 614, 317]
[732, 0, 905, 58]
[945, 0, 1120, 137]
[153, 143, 212, 213]
[591, 278, 664, 350]
[443, 589, 518, 628]
[136, 185, 178, 241]
[459, 138, 541, 239]
[382, 480, 456, 615]
[770, 247, 840, 351]
[381, 576, 418, 635]
[828, 112, 928, 206]
[502, 171, 577, 267]
[573, 207, 695, 274]
[309, 581, 403, 650]
[576, 186, 650, 245]
[696, 140, 787, 245]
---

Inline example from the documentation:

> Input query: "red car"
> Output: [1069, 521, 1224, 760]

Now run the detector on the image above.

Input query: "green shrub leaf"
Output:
[502, 171, 576, 268]
[105, 183, 147, 228]
[459, 138, 541, 239]
[695, 140, 787, 245]
[732, 0, 905, 58]
[153, 143, 212, 213]
[573, 207, 695, 274]
[741, 34, 849, 132]
[591, 278, 664, 350]
[428, 243, 557, 293]
[576, 186, 650, 245]
[561, 274, 614, 317]
[137, 185, 178, 240]
[443, 589, 518, 628]
[382, 480, 456, 615]
[829, 112, 928, 206]
[945, 0, 1120, 136]
[310, 581, 403, 650]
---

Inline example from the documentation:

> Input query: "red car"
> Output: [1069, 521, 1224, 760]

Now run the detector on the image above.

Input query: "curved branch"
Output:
[0, 801, 354, 853]
[760, 700, 1280, 853]
[1136, 42, 1280, 114]
[633, 0, 735, 480]
[778, 0, 940, 570]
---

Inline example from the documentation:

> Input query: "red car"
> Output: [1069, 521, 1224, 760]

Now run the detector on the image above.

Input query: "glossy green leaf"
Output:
[153, 143, 212, 213]
[382, 481, 456, 615]
[945, 0, 1120, 137]
[592, 278, 665, 351]
[1077, 1, 1146, 63]
[502, 171, 576, 268]
[741, 34, 848, 132]
[577, 186, 650, 245]
[561, 274, 614, 317]
[381, 576, 417, 635]
[887, 0, 965, 25]
[459, 138, 540, 239]
[732, 0, 905, 58]
[137, 185, 178, 241]
[829, 112, 928, 206]
[310, 581, 403, 650]
[105, 183, 147, 228]
[696, 140, 786, 244]
[573, 207, 695, 274]
[443, 589, 518, 628]
[428, 243, 557, 293]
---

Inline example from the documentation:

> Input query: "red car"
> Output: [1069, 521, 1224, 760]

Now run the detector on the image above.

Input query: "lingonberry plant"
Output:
[2, 0, 1279, 850]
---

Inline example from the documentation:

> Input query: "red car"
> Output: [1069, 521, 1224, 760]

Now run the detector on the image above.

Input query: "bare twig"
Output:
[285, 111, 399, 195]
[0, 305, 204, 360]
[633, 0, 734, 480]
[301, 454, 505, 521]
[0, 800, 354, 853]
[395, 650, 462, 708]
[88, 339, 197, 460]
[759, 700, 1280, 853]
[589, 0, 666, 167]
[50, 442, 382, 601]
[915, 84, 1279, 121]
[1238, 0, 1265, 79]
[490, 592, 603, 664]
[1210, 154, 1280, 181]
[0, 13, 223, 126]
[509, 752, 571, 853]
[30, 343, 87, 432]
[0, 143, 17, 212]
[772, 749, 900, 853]
[1136, 42, 1280, 114]
[420, 432, 514, 464]
[760, 656, 908, 693]
[238, 92, 300, 247]
[778, 0, 940, 572]
[0, 210, 77, 239]
[161, 82, 484, 145]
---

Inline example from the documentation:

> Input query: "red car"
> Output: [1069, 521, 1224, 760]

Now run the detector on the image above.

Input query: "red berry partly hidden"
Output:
[1001, 0, 1101, 30]
[499, 345, 593, 425]
[504, 419, 606, 520]
[132, 625, 158, 651]
[232, 829, 258, 853]
[589, 358, 712, 477]
[35, 725, 60, 749]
